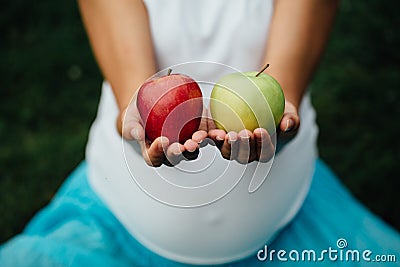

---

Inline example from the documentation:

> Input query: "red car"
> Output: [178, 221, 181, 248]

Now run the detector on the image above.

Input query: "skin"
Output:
[78, 0, 339, 166]
[209, 0, 339, 163]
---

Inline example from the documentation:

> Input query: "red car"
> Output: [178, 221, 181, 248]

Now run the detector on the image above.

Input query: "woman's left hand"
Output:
[208, 100, 300, 164]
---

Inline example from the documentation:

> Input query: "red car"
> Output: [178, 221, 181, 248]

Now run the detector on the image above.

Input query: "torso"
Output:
[85, 0, 318, 264]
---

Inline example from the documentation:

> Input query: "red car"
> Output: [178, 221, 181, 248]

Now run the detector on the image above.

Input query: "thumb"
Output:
[117, 106, 145, 141]
[277, 101, 300, 152]
[279, 101, 300, 134]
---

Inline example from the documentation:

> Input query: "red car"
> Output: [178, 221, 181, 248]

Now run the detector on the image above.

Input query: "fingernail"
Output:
[173, 150, 182, 156]
[158, 142, 164, 152]
[131, 128, 141, 140]
[158, 137, 169, 151]
[240, 135, 250, 141]
[160, 136, 169, 143]
[187, 147, 197, 153]
[227, 133, 237, 145]
[284, 119, 294, 132]
[216, 136, 224, 141]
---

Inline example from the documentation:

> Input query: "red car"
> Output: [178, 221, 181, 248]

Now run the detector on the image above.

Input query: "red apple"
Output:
[137, 71, 203, 144]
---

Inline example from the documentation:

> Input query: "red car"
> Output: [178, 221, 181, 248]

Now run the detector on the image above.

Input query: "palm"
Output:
[207, 99, 300, 164]
[121, 102, 208, 167]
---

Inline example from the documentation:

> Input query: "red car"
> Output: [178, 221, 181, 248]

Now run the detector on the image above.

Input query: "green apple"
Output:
[210, 68, 285, 134]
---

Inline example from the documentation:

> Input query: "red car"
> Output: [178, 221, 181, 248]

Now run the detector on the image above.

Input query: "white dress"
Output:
[85, 0, 318, 264]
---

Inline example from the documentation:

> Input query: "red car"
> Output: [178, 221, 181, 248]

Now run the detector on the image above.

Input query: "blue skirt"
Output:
[1, 159, 399, 266]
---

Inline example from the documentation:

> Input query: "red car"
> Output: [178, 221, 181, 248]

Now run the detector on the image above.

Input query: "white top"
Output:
[85, 0, 318, 264]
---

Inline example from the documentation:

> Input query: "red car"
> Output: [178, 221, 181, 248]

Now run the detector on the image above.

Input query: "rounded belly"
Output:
[115, 141, 315, 264]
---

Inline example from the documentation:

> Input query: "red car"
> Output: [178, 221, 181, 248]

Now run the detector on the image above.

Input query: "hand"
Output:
[276, 100, 300, 152]
[208, 100, 300, 164]
[117, 100, 208, 167]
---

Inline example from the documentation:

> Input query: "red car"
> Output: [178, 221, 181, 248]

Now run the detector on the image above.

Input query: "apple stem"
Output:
[167, 68, 172, 76]
[255, 63, 270, 77]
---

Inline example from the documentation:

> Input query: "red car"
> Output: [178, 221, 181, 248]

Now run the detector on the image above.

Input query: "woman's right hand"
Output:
[117, 100, 208, 167]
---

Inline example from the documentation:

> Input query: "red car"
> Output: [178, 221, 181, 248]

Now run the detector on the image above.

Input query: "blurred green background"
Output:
[1, 1, 399, 243]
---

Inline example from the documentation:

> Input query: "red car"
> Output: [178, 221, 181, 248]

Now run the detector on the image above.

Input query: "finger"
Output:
[166, 142, 186, 166]
[220, 131, 238, 160]
[279, 113, 300, 133]
[183, 139, 198, 152]
[127, 124, 145, 141]
[275, 101, 300, 154]
[254, 128, 274, 162]
[183, 139, 200, 160]
[279, 113, 300, 143]
[236, 130, 255, 164]
[120, 108, 144, 140]
[191, 130, 208, 144]
[274, 101, 300, 153]
[279, 101, 300, 134]
[141, 137, 169, 167]
[208, 129, 226, 148]
[118, 102, 143, 140]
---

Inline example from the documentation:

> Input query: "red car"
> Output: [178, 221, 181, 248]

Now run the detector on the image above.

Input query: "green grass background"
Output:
[1, 1, 399, 243]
